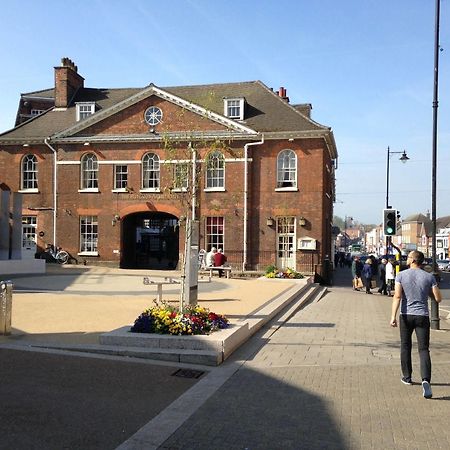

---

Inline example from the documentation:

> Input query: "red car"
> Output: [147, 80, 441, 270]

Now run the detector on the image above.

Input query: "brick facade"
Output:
[0, 59, 338, 280]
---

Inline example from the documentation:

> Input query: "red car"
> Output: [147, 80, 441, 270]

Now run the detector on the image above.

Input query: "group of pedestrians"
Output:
[351, 255, 396, 295]
[348, 250, 442, 399]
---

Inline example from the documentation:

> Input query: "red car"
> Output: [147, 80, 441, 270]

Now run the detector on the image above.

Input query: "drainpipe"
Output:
[243, 135, 264, 271]
[190, 142, 196, 221]
[44, 138, 57, 247]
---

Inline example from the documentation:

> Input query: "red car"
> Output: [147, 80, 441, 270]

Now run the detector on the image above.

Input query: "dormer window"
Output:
[76, 102, 96, 121]
[224, 98, 245, 120]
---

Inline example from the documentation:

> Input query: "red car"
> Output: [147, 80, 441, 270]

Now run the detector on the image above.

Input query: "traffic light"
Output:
[383, 208, 397, 236]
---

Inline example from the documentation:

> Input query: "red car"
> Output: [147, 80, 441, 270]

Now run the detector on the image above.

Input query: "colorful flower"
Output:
[130, 301, 229, 335]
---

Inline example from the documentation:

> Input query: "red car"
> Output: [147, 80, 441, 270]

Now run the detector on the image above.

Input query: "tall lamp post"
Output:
[430, 0, 441, 330]
[344, 215, 353, 252]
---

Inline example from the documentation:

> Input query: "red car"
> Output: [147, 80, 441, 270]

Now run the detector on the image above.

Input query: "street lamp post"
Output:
[386, 147, 409, 209]
[430, 0, 441, 330]
[385, 147, 409, 253]
[344, 215, 352, 252]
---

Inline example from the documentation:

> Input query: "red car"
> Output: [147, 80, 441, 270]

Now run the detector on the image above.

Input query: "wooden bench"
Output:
[207, 266, 232, 281]
[143, 277, 180, 302]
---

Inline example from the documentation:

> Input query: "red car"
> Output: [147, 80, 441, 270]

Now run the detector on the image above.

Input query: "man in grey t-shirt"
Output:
[390, 250, 441, 399]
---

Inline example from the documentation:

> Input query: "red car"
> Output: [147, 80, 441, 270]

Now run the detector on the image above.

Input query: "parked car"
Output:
[437, 259, 450, 271]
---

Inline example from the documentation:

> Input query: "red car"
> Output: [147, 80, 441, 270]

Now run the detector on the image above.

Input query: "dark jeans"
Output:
[378, 279, 387, 295]
[364, 276, 372, 293]
[399, 314, 431, 382]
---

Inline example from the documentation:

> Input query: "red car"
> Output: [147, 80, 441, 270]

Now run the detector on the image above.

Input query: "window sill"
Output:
[78, 188, 100, 193]
[18, 189, 39, 193]
[140, 189, 161, 193]
[204, 187, 226, 192]
[171, 188, 188, 192]
[112, 189, 128, 193]
[275, 187, 298, 192]
[78, 251, 99, 256]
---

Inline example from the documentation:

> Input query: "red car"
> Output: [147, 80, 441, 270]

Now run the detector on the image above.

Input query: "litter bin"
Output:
[0, 280, 13, 335]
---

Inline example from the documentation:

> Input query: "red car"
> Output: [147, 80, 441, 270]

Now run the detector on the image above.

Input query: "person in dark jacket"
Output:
[378, 258, 388, 295]
[362, 258, 374, 294]
[351, 256, 363, 290]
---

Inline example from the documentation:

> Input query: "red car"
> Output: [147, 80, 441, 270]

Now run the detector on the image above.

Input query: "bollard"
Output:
[0, 280, 13, 335]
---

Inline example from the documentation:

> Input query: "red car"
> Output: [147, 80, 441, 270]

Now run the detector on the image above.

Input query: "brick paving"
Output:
[160, 268, 450, 450]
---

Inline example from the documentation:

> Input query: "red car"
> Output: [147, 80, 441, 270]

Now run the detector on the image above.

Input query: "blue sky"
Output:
[1, 0, 449, 224]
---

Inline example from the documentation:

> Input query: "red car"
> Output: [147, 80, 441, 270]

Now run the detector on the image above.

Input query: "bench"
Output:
[207, 266, 232, 281]
[143, 277, 180, 302]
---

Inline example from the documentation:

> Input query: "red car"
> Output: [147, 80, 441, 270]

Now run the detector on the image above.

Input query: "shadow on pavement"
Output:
[0, 348, 200, 450]
[158, 365, 346, 450]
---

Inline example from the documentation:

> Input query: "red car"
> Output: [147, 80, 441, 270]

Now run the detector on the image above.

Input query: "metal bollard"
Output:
[0, 280, 13, 335]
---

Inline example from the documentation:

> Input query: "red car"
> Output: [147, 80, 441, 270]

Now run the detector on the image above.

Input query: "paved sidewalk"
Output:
[1, 265, 449, 449]
[2, 264, 296, 346]
[154, 267, 450, 450]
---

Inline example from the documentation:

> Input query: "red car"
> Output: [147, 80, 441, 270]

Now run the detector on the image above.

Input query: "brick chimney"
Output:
[276, 86, 289, 103]
[54, 57, 84, 108]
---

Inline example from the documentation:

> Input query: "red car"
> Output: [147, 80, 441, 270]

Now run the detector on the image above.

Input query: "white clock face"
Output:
[144, 106, 163, 125]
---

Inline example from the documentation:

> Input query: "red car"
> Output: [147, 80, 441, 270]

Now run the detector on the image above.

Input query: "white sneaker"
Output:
[422, 380, 432, 399]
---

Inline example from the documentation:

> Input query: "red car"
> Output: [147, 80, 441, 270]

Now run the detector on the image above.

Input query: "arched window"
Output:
[277, 149, 297, 188]
[142, 153, 160, 190]
[205, 151, 225, 189]
[21, 154, 38, 190]
[80, 153, 98, 189]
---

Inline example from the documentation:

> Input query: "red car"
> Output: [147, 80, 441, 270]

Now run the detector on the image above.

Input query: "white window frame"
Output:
[205, 151, 225, 191]
[276, 216, 296, 270]
[172, 163, 189, 192]
[80, 153, 99, 192]
[224, 98, 245, 120]
[113, 164, 128, 191]
[21, 215, 37, 249]
[276, 149, 297, 191]
[76, 102, 96, 121]
[141, 153, 160, 192]
[206, 217, 224, 251]
[20, 154, 38, 192]
[78, 215, 98, 255]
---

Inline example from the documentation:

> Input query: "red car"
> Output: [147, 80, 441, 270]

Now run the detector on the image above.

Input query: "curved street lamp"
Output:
[386, 147, 409, 209]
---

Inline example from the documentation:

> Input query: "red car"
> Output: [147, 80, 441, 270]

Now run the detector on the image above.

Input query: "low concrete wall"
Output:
[0, 259, 46, 276]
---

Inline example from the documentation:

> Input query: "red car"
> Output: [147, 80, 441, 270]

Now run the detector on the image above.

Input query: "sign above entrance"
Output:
[124, 193, 185, 201]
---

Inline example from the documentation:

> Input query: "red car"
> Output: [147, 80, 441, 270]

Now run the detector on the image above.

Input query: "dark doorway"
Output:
[121, 212, 179, 269]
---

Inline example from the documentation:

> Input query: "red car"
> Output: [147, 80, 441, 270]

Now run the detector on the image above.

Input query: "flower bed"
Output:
[130, 302, 229, 336]
[265, 265, 304, 279]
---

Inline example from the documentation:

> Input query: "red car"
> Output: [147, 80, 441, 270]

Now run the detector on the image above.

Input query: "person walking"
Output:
[377, 258, 388, 295]
[351, 255, 363, 290]
[385, 257, 396, 296]
[362, 257, 374, 294]
[389, 250, 442, 399]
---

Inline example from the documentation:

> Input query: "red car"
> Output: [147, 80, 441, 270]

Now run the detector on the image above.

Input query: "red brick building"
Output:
[0, 58, 338, 277]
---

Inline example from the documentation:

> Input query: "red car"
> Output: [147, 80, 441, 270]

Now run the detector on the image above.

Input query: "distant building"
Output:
[436, 216, 450, 259]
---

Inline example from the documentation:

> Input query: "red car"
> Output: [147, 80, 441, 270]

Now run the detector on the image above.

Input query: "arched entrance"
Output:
[121, 212, 179, 269]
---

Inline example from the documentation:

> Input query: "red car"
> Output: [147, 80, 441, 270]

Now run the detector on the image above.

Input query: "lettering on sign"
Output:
[124, 193, 185, 201]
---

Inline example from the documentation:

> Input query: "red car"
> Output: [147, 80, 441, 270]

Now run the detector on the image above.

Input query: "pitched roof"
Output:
[0, 81, 337, 157]
[21, 88, 55, 99]
[403, 213, 431, 223]
[437, 215, 450, 229]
